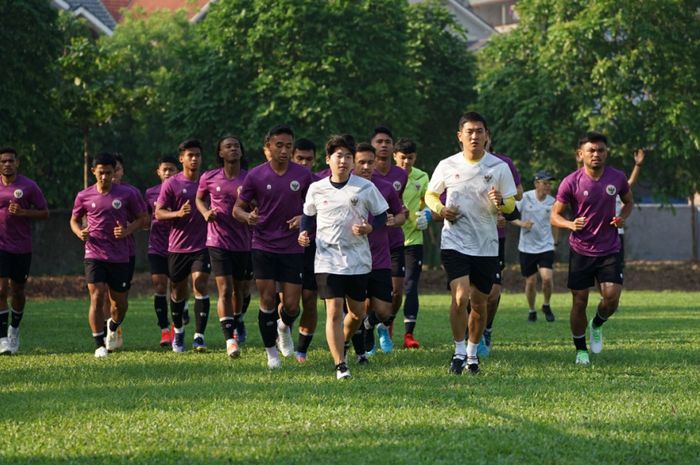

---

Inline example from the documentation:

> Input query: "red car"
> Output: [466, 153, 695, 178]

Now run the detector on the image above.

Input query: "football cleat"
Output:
[589, 319, 603, 354]
[403, 333, 420, 349]
[448, 354, 467, 375]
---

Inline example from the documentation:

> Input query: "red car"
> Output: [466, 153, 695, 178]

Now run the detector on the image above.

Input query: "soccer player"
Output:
[196, 135, 250, 358]
[551, 132, 633, 365]
[70, 152, 147, 357]
[233, 125, 313, 369]
[393, 138, 431, 349]
[291, 138, 320, 361]
[352, 142, 404, 362]
[299, 135, 389, 379]
[425, 112, 517, 375]
[155, 139, 211, 353]
[512, 170, 559, 322]
[145, 155, 179, 347]
[0, 147, 48, 355]
[370, 126, 407, 353]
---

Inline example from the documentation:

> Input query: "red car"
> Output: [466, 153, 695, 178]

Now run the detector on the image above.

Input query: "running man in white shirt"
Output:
[512, 170, 560, 322]
[425, 112, 517, 375]
[299, 135, 389, 380]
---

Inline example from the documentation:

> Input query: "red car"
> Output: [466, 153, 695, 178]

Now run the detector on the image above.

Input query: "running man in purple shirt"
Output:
[196, 134, 251, 359]
[551, 132, 633, 365]
[350, 142, 404, 363]
[0, 147, 49, 355]
[233, 124, 313, 369]
[156, 139, 211, 354]
[145, 155, 179, 347]
[369, 126, 407, 353]
[70, 153, 147, 358]
[290, 137, 320, 362]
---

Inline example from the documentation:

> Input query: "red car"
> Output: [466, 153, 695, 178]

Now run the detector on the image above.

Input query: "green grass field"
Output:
[1, 291, 699, 464]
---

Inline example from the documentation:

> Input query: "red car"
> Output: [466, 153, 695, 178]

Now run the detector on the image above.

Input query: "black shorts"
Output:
[0, 251, 32, 284]
[493, 237, 506, 285]
[367, 269, 393, 303]
[302, 243, 318, 291]
[568, 250, 623, 290]
[391, 246, 406, 278]
[617, 235, 625, 268]
[168, 249, 211, 283]
[520, 251, 555, 277]
[252, 250, 303, 285]
[84, 259, 130, 293]
[127, 255, 136, 289]
[208, 247, 252, 280]
[148, 253, 169, 276]
[316, 273, 368, 302]
[441, 249, 498, 295]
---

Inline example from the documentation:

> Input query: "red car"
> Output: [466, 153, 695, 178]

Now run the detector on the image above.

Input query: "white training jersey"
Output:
[304, 174, 389, 275]
[516, 189, 556, 254]
[428, 151, 517, 256]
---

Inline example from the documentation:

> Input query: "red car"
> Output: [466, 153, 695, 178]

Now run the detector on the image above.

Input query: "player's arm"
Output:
[515, 183, 524, 201]
[124, 212, 148, 236]
[233, 198, 258, 225]
[195, 192, 216, 223]
[551, 200, 584, 231]
[627, 149, 645, 188]
[70, 215, 89, 241]
[611, 189, 634, 228]
[8, 204, 48, 219]
[155, 200, 190, 221]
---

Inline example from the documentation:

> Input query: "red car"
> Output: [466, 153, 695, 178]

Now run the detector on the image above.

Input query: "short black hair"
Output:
[178, 138, 203, 154]
[370, 126, 393, 141]
[215, 134, 245, 167]
[325, 134, 356, 156]
[157, 155, 179, 166]
[458, 112, 489, 132]
[0, 147, 18, 157]
[394, 138, 417, 154]
[578, 131, 608, 148]
[355, 142, 375, 155]
[113, 153, 125, 167]
[294, 138, 316, 153]
[264, 124, 294, 144]
[92, 152, 117, 168]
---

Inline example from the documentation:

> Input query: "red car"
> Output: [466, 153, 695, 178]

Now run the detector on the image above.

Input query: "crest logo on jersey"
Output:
[216, 186, 221, 192]
[414, 182, 421, 190]
[350, 196, 359, 206]
[606, 184, 617, 196]
[13, 189, 23, 199]
[484, 175, 493, 183]
[583, 190, 589, 197]
[392, 181, 401, 191]
[266, 184, 272, 190]
[182, 188, 188, 194]
[91, 202, 96, 208]
[290, 180, 300, 192]
[112, 199, 122, 209]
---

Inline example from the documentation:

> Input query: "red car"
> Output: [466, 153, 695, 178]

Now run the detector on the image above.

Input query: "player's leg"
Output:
[88, 281, 109, 357]
[402, 245, 422, 349]
[234, 253, 253, 343]
[189, 250, 211, 352]
[539, 265, 555, 322]
[0, 273, 10, 354]
[568, 251, 595, 364]
[276, 253, 303, 358]
[296, 245, 318, 362]
[589, 253, 624, 354]
[168, 253, 192, 353]
[103, 262, 130, 352]
[149, 253, 171, 346]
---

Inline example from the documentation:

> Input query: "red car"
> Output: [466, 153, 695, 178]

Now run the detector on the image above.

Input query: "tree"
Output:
[477, 0, 700, 200]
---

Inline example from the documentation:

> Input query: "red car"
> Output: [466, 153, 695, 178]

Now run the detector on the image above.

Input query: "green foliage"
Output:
[477, 0, 700, 198]
[1, 292, 699, 464]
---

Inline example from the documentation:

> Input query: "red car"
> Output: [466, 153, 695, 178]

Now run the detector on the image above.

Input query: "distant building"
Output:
[51, 0, 118, 36]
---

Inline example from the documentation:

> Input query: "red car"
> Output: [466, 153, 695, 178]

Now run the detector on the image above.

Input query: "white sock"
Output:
[454, 339, 466, 356]
[193, 332, 204, 340]
[277, 319, 288, 331]
[266, 346, 279, 359]
[467, 341, 478, 358]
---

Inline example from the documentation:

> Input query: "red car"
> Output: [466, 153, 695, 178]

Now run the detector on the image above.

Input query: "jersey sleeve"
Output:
[71, 192, 85, 219]
[555, 175, 573, 205]
[427, 161, 446, 194]
[303, 183, 318, 216]
[387, 188, 402, 215]
[498, 164, 518, 199]
[238, 171, 255, 204]
[196, 172, 210, 198]
[128, 189, 147, 218]
[28, 182, 48, 210]
[367, 184, 390, 217]
[156, 179, 173, 209]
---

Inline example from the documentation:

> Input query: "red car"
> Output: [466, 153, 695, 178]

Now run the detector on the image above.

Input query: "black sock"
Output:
[220, 317, 235, 340]
[108, 319, 120, 332]
[93, 331, 105, 348]
[194, 297, 210, 334]
[103, 321, 108, 337]
[154, 295, 169, 329]
[258, 309, 278, 348]
[366, 311, 379, 329]
[297, 332, 314, 354]
[10, 309, 23, 329]
[242, 294, 251, 315]
[593, 303, 608, 328]
[280, 307, 297, 327]
[351, 327, 366, 356]
[405, 321, 416, 335]
[573, 335, 587, 351]
[171, 299, 185, 329]
[0, 310, 8, 338]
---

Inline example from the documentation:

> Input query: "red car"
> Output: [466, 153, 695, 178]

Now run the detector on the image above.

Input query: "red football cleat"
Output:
[403, 333, 420, 349]
[160, 325, 174, 347]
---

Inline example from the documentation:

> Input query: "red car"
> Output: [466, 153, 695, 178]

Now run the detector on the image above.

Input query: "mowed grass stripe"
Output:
[1, 291, 698, 465]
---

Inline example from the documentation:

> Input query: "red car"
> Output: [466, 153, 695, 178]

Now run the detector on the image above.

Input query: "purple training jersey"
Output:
[197, 167, 251, 252]
[373, 165, 407, 250]
[556, 166, 629, 257]
[157, 172, 207, 254]
[145, 184, 171, 257]
[0, 175, 48, 254]
[239, 162, 313, 254]
[368, 175, 402, 270]
[71, 183, 146, 263]
[119, 182, 147, 257]
[494, 153, 521, 240]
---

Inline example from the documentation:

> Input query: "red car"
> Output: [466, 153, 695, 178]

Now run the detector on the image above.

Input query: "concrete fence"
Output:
[25, 205, 700, 276]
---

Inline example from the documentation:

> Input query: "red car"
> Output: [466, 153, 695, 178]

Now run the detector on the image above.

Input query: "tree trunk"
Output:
[691, 189, 698, 262]
[83, 127, 89, 189]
